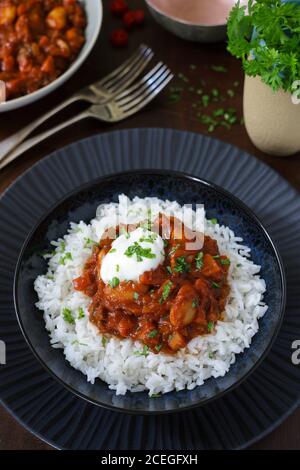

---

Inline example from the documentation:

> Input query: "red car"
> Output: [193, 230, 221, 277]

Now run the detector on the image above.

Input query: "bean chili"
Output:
[0, 0, 86, 100]
[73, 216, 230, 355]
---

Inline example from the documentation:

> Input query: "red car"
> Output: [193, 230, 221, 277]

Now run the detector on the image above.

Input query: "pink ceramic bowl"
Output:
[145, 0, 244, 43]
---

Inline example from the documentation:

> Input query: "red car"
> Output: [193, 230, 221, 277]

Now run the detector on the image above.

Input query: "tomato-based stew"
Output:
[73, 216, 230, 354]
[0, 0, 86, 100]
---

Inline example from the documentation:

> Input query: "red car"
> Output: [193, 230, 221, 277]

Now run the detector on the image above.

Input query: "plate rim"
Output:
[13, 168, 287, 414]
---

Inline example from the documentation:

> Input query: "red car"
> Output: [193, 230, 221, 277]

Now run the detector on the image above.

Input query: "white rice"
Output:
[34, 195, 268, 396]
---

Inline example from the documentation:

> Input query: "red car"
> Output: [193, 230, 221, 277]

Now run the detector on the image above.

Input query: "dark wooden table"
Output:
[1, 2, 300, 451]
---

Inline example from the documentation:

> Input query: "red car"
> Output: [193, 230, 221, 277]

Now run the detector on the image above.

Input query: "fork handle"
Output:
[0, 94, 86, 162]
[0, 109, 91, 171]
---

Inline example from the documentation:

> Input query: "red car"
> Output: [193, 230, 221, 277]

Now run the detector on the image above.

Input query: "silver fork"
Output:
[0, 63, 173, 170]
[0, 44, 153, 161]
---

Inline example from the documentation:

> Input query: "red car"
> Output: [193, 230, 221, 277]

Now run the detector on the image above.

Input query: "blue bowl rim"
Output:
[13, 169, 287, 415]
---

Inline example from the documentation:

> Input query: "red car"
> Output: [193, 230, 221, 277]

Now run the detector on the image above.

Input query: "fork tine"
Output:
[120, 72, 174, 118]
[106, 48, 154, 93]
[115, 62, 166, 102]
[116, 63, 168, 106]
[99, 45, 152, 90]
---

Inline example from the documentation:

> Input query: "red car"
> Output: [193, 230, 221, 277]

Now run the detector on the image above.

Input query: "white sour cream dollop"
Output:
[100, 227, 165, 284]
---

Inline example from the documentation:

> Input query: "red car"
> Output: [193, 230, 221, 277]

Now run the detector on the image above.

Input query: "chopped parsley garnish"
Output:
[139, 233, 157, 243]
[211, 65, 227, 73]
[148, 329, 158, 338]
[84, 238, 97, 248]
[220, 258, 230, 266]
[178, 72, 189, 82]
[163, 240, 169, 248]
[159, 281, 173, 304]
[124, 242, 156, 262]
[202, 94, 210, 107]
[169, 244, 180, 256]
[59, 241, 66, 252]
[155, 344, 162, 352]
[166, 266, 173, 275]
[133, 292, 139, 300]
[195, 251, 204, 270]
[78, 308, 85, 319]
[72, 340, 87, 346]
[62, 307, 74, 324]
[208, 351, 215, 359]
[192, 298, 199, 308]
[134, 345, 150, 357]
[102, 336, 107, 347]
[116, 264, 120, 272]
[120, 227, 130, 239]
[237, 263, 242, 267]
[109, 277, 120, 288]
[209, 218, 218, 225]
[174, 256, 190, 273]
[59, 252, 73, 265]
[109, 248, 116, 253]
[207, 322, 214, 333]
[150, 393, 161, 398]
[212, 281, 221, 289]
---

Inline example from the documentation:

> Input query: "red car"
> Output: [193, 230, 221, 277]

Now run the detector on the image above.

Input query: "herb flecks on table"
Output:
[167, 62, 242, 133]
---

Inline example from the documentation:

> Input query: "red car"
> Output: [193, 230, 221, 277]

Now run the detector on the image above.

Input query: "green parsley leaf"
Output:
[78, 308, 85, 319]
[109, 248, 117, 253]
[195, 251, 204, 270]
[212, 281, 221, 289]
[159, 281, 173, 304]
[102, 336, 107, 347]
[133, 292, 139, 300]
[220, 258, 231, 266]
[150, 393, 161, 398]
[139, 233, 157, 243]
[207, 321, 214, 333]
[169, 243, 180, 256]
[173, 256, 190, 273]
[59, 252, 73, 265]
[192, 298, 199, 308]
[148, 329, 158, 338]
[209, 218, 218, 225]
[62, 307, 74, 324]
[109, 277, 120, 288]
[124, 242, 156, 262]
[155, 344, 162, 352]
[84, 238, 97, 248]
[134, 345, 150, 357]
[211, 65, 227, 73]
[166, 266, 173, 275]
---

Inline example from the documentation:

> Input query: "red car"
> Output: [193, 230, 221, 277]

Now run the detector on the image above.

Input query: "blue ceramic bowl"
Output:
[14, 170, 286, 414]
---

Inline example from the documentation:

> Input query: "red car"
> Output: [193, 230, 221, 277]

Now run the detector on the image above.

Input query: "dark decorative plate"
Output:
[1, 129, 300, 449]
[14, 170, 285, 414]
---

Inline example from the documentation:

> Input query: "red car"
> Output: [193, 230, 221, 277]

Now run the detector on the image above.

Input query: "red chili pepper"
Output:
[122, 11, 136, 30]
[110, 29, 129, 47]
[134, 9, 145, 25]
[110, 0, 128, 17]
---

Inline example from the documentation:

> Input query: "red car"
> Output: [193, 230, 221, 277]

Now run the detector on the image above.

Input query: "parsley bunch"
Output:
[227, 0, 300, 92]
